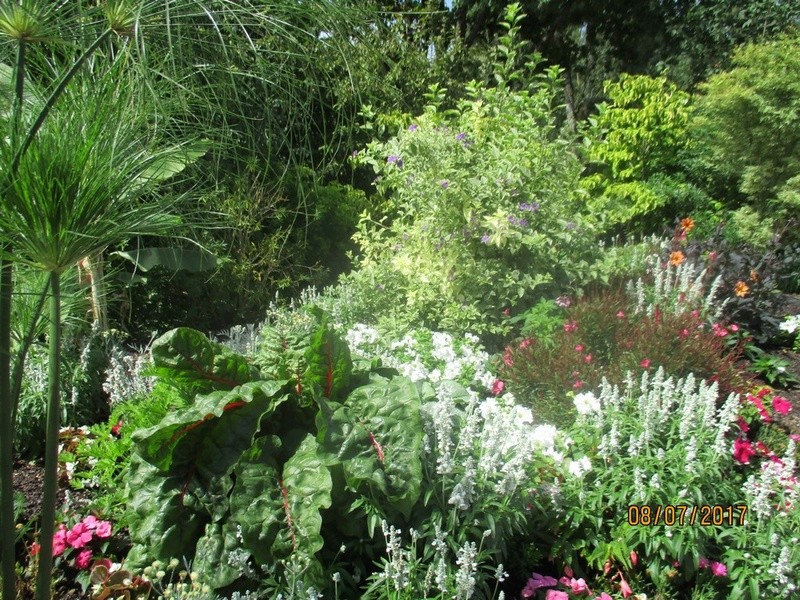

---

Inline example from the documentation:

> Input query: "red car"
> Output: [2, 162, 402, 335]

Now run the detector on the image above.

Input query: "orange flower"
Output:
[734, 281, 749, 297]
[680, 217, 695, 232]
[750, 269, 759, 282]
[669, 251, 685, 266]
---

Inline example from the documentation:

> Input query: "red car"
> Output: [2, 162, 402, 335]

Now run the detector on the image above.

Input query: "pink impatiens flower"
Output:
[52, 524, 68, 556]
[66, 522, 93, 549]
[74, 549, 93, 570]
[94, 520, 112, 539]
[545, 591, 569, 600]
[772, 396, 792, 415]
[491, 379, 505, 396]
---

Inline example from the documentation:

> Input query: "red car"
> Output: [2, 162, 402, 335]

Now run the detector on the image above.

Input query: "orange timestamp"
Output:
[627, 504, 748, 526]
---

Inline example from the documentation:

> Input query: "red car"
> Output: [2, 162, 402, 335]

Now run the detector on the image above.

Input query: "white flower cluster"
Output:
[742, 440, 798, 522]
[627, 253, 725, 318]
[102, 345, 155, 406]
[380, 520, 411, 591]
[345, 324, 494, 390]
[779, 314, 800, 335]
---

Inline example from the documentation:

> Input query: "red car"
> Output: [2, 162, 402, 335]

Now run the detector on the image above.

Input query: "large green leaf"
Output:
[125, 453, 207, 569]
[134, 379, 288, 473]
[192, 522, 246, 590]
[302, 310, 352, 401]
[316, 377, 423, 517]
[112, 246, 218, 273]
[134, 141, 209, 185]
[229, 434, 332, 569]
[150, 327, 261, 396]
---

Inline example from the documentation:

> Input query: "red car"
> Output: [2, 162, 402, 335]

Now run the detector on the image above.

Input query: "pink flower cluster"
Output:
[521, 567, 625, 600]
[32, 515, 112, 570]
[698, 557, 727, 577]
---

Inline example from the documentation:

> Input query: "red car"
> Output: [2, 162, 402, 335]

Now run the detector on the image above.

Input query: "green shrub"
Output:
[351, 9, 596, 338]
[581, 73, 706, 233]
[692, 34, 800, 237]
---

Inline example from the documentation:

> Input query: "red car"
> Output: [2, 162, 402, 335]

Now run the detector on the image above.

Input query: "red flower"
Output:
[733, 438, 756, 464]
[110, 419, 123, 437]
[640, 358, 651, 369]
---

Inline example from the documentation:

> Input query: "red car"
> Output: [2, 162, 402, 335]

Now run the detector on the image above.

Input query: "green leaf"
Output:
[230, 434, 332, 569]
[150, 328, 261, 396]
[316, 376, 423, 517]
[303, 310, 352, 401]
[134, 141, 209, 184]
[192, 522, 245, 589]
[112, 246, 218, 273]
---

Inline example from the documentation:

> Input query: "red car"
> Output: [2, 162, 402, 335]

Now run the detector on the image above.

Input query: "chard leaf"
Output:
[303, 313, 352, 401]
[134, 380, 288, 472]
[316, 377, 423, 517]
[192, 522, 245, 589]
[230, 434, 331, 569]
[125, 453, 207, 568]
[150, 327, 260, 396]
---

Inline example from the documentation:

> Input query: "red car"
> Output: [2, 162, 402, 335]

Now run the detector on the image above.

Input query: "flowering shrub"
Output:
[350, 8, 596, 337]
[499, 286, 746, 426]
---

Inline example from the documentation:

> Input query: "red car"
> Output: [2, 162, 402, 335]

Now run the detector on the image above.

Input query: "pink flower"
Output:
[698, 557, 710, 569]
[710, 562, 727, 577]
[733, 438, 756, 464]
[74, 549, 93, 570]
[772, 396, 792, 415]
[584, 354, 593, 364]
[52, 524, 68, 556]
[595, 594, 613, 600]
[30, 542, 40, 556]
[491, 379, 505, 395]
[520, 338, 532, 349]
[94, 520, 112, 539]
[729, 323, 739, 332]
[575, 344, 585, 352]
[679, 328, 690, 338]
[616, 310, 626, 319]
[737, 416, 750, 433]
[546, 591, 569, 600]
[563, 320, 578, 333]
[66, 522, 94, 549]
[573, 380, 584, 390]
[791, 434, 800, 442]
[640, 358, 651, 369]
[522, 573, 558, 597]
[503, 348, 514, 367]
[563, 565, 574, 578]
[82, 515, 98, 531]
[630, 550, 638, 567]
[567, 577, 590, 595]
[619, 574, 633, 598]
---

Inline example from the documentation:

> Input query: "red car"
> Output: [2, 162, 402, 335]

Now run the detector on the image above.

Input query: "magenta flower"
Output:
[82, 515, 98, 530]
[698, 557, 710, 569]
[522, 572, 558, 597]
[772, 396, 792, 415]
[545, 591, 569, 600]
[640, 358, 651, 369]
[710, 561, 727, 577]
[595, 594, 613, 600]
[565, 577, 590, 595]
[52, 524, 68, 556]
[733, 438, 756, 464]
[74, 549, 93, 570]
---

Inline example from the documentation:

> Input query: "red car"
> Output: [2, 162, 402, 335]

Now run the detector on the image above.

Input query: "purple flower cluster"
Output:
[440, 179, 450, 189]
[408, 123, 418, 132]
[481, 234, 491, 244]
[519, 202, 540, 212]
[387, 154, 403, 167]
[508, 215, 529, 228]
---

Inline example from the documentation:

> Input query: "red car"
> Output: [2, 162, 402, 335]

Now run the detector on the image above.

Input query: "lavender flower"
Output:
[519, 202, 540, 212]
[440, 179, 450, 189]
[408, 123, 419, 132]
[387, 154, 403, 167]
[481, 234, 491, 244]
[456, 132, 467, 142]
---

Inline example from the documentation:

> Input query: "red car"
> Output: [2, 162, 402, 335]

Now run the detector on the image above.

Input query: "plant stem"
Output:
[0, 258, 15, 600]
[34, 272, 60, 600]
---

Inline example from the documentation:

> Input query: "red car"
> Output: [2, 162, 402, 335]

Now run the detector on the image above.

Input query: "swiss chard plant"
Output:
[125, 308, 427, 594]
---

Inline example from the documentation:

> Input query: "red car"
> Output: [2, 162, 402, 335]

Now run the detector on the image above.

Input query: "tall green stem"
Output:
[0, 36, 28, 600]
[34, 272, 60, 600]
[0, 259, 14, 600]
